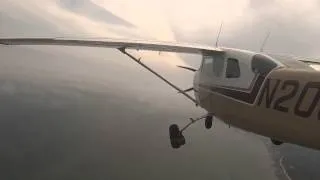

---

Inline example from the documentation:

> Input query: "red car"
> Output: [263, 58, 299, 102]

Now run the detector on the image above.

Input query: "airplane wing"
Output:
[299, 59, 320, 71]
[0, 38, 222, 55]
[268, 53, 320, 70]
[0, 37, 222, 104]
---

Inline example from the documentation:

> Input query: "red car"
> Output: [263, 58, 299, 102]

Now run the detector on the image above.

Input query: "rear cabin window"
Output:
[226, 58, 240, 78]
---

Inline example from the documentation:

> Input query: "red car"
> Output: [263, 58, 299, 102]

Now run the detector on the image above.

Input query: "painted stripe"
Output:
[199, 75, 266, 104]
[219, 74, 259, 92]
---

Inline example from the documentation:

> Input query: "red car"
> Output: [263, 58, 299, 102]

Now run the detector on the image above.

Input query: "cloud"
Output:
[0, 0, 188, 65]
[171, 0, 320, 57]
[0, 0, 141, 38]
[91, 0, 178, 42]
[58, 0, 134, 28]
[2, 0, 320, 63]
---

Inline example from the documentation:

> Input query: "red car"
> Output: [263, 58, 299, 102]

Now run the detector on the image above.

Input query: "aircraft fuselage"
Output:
[194, 48, 320, 150]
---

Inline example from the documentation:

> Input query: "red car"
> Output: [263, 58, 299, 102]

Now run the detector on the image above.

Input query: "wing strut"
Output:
[118, 47, 197, 105]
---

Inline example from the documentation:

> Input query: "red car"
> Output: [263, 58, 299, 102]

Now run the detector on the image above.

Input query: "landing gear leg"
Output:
[169, 113, 214, 149]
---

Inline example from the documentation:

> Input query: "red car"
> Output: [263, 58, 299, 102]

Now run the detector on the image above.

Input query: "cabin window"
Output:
[202, 54, 224, 77]
[202, 56, 213, 76]
[212, 54, 224, 77]
[226, 58, 240, 78]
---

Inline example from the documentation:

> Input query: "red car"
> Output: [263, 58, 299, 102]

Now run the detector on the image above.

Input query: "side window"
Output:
[212, 55, 224, 77]
[202, 56, 213, 76]
[226, 58, 240, 78]
[201, 54, 224, 77]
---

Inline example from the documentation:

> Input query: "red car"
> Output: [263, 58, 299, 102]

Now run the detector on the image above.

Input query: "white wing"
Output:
[0, 38, 222, 55]
[1, 37, 217, 104]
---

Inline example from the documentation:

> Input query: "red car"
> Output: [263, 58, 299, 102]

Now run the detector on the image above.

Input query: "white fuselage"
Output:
[193, 48, 320, 150]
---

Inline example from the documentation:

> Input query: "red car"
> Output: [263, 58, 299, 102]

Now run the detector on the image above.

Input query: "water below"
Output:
[0, 45, 308, 180]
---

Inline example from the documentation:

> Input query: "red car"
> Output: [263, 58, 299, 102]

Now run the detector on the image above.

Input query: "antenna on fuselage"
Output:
[215, 22, 223, 47]
[260, 31, 271, 52]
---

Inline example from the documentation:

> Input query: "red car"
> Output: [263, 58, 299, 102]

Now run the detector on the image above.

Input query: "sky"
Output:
[1, 0, 320, 59]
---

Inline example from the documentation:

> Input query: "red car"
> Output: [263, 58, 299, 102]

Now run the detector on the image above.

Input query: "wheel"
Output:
[170, 138, 181, 148]
[169, 124, 180, 139]
[176, 134, 186, 146]
[271, 138, 283, 145]
[205, 116, 213, 129]
[169, 124, 185, 148]
[169, 124, 180, 148]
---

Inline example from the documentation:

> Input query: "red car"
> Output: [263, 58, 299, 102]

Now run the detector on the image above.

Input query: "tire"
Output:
[169, 124, 180, 139]
[170, 138, 181, 148]
[177, 134, 186, 146]
[169, 124, 181, 148]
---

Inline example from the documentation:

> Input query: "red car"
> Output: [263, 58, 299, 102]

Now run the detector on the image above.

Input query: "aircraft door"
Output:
[199, 53, 225, 108]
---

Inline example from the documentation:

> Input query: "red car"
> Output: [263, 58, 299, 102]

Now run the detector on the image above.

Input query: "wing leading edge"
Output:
[0, 38, 223, 55]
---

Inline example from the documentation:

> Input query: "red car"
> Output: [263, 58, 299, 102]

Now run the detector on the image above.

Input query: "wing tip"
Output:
[0, 38, 11, 45]
[0, 42, 9, 45]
